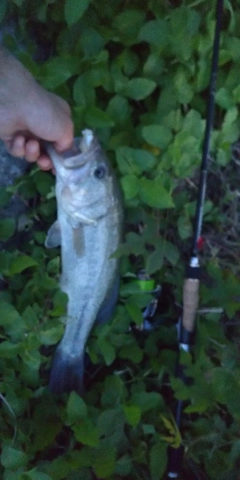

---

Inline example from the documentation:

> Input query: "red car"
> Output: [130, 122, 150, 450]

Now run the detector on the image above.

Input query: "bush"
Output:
[1, 1, 240, 479]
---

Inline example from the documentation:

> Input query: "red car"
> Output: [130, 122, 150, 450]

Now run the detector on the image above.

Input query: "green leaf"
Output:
[114, 455, 132, 477]
[32, 171, 54, 196]
[73, 74, 96, 106]
[85, 106, 114, 128]
[131, 391, 163, 413]
[0, 0, 7, 23]
[73, 419, 99, 447]
[121, 175, 139, 200]
[139, 178, 174, 209]
[119, 342, 143, 363]
[177, 215, 192, 240]
[150, 442, 168, 480]
[0, 218, 15, 241]
[112, 9, 145, 46]
[1, 446, 28, 469]
[123, 405, 141, 427]
[125, 302, 143, 326]
[215, 87, 234, 109]
[93, 446, 116, 478]
[0, 187, 11, 207]
[142, 125, 172, 149]
[0, 341, 20, 358]
[116, 146, 157, 175]
[39, 327, 63, 346]
[9, 255, 39, 275]
[98, 335, 116, 365]
[107, 95, 131, 124]
[64, 0, 90, 26]
[67, 392, 88, 424]
[40, 56, 80, 89]
[139, 19, 168, 46]
[146, 244, 164, 275]
[121, 77, 156, 100]
[20, 471, 53, 480]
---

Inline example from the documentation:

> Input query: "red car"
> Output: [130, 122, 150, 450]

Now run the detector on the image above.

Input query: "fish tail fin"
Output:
[49, 349, 84, 395]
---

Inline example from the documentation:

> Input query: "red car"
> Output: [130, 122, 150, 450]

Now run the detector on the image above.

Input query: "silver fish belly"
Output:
[45, 130, 123, 394]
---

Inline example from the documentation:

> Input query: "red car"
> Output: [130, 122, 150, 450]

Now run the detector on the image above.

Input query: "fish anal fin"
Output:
[45, 221, 61, 248]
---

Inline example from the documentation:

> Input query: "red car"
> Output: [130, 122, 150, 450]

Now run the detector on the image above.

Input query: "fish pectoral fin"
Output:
[70, 215, 97, 227]
[45, 220, 61, 248]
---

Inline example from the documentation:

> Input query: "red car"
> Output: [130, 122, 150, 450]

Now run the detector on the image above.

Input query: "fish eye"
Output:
[94, 164, 107, 179]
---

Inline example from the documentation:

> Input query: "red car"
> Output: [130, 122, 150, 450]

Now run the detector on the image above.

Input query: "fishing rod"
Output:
[167, 0, 224, 477]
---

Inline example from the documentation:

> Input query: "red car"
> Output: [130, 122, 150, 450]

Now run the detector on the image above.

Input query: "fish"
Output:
[45, 129, 123, 394]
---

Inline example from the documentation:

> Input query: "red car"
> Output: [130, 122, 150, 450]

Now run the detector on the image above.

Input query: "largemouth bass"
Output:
[45, 130, 123, 394]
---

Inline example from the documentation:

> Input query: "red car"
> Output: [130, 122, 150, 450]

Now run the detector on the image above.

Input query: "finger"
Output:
[24, 139, 40, 162]
[8, 134, 25, 158]
[37, 154, 53, 171]
[53, 118, 74, 152]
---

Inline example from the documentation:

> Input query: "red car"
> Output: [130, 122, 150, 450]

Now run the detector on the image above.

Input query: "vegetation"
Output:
[1, 1, 240, 479]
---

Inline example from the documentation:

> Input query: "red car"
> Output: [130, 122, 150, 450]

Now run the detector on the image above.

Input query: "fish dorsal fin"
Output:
[45, 221, 61, 248]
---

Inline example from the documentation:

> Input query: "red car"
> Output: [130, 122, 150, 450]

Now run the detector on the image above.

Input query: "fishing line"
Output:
[167, 0, 224, 478]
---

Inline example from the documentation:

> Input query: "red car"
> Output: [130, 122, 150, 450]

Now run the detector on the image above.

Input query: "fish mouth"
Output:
[62, 132, 100, 169]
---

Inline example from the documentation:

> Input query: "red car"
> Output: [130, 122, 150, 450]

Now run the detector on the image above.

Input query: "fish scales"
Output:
[45, 130, 123, 394]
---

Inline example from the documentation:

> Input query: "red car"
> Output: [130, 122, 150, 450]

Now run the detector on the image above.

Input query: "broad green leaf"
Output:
[9, 255, 38, 275]
[215, 87, 234, 109]
[20, 471, 53, 480]
[107, 95, 131, 124]
[114, 455, 132, 476]
[146, 244, 164, 275]
[113, 9, 145, 45]
[1, 446, 28, 469]
[116, 146, 157, 175]
[73, 419, 99, 447]
[121, 175, 139, 200]
[93, 446, 116, 478]
[142, 125, 172, 149]
[123, 405, 141, 427]
[73, 73, 96, 106]
[85, 106, 114, 127]
[150, 442, 168, 480]
[121, 77, 156, 100]
[139, 178, 174, 209]
[40, 56, 80, 89]
[0, 218, 15, 241]
[32, 170, 54, 196]
[64, 0, 90, 26]
[0, 0, 7, 23]
[174, 68, 193, 103]
[132, 391, 163, 413]
[67, 392, 88, 424]
[139, 19, 168, 46]
[0, 301, 26, 341]
[80, 27, 105, 56]
[125, 302, 143, 326]
[119, 343, 143, 363]
[39, 327, 63, 346]
[0, 187, 11, 207]
[98, 336, 116, 365]
[0, 341, 20, 358]
[101, 375, 126, 408]
[177, 215, 192, 240]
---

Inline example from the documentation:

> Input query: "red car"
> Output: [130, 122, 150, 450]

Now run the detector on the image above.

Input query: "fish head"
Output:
[46, 130, 119, 226]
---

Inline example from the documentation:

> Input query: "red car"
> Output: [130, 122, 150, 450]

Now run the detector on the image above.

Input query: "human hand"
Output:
[0, 48, 74, 170]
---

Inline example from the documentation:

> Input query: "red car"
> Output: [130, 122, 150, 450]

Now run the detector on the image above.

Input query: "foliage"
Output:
[1, 1, 240, 479]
